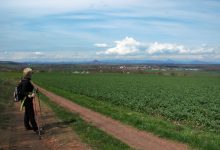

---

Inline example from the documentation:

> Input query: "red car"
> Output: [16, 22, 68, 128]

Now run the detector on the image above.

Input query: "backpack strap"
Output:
[20, 99, 26, 111]
[19, 91, 35, 111]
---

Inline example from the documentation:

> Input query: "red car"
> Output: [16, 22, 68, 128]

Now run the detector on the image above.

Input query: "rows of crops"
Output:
[34, 72, 220, 132]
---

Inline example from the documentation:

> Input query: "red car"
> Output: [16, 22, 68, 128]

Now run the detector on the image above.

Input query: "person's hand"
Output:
[34, 88, 39, 93]
[28, 93, 35, 98]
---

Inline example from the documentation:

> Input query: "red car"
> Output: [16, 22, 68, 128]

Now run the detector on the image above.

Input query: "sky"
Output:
[0, 0, 220, 62]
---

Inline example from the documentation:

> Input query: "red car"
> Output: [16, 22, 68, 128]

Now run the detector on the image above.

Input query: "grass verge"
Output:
[38, 84, 220, 150]
[0, 79, 14, 128]
[40, 93, 132, 150]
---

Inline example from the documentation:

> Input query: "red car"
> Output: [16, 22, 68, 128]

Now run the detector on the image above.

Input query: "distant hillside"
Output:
[0, 61, 20, 65]
[85, 59, 220, 65]
[0, 61, 27, 71]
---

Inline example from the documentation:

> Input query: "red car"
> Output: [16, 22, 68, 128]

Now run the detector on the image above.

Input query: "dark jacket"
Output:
[21, 78, 34, 106]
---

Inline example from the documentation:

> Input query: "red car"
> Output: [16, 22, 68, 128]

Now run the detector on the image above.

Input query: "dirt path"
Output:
[0, 101, 89, 150]
[36, 85, 188, 150]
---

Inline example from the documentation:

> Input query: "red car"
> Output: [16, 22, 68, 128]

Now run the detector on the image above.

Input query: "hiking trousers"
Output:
[24, 100, 38, 130]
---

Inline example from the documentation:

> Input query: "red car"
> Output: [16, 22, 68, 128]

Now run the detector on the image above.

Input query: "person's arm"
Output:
[28, 80, 35, 98]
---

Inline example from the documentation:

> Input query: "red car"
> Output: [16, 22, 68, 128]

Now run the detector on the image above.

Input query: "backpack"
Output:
[14, 80, 26, 102]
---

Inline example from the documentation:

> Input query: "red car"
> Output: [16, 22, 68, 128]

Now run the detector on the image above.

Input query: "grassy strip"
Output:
[40, 93, 132, 150]
[38, 84, 220, 150]
[0, 79, 15, 128]
[0, 72, 20, 113]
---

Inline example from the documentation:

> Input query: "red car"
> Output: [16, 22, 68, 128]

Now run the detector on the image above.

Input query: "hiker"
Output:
[21, 67, 38, 132]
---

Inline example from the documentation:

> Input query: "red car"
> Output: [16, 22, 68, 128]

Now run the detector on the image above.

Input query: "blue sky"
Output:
[0, 0, 220, 62]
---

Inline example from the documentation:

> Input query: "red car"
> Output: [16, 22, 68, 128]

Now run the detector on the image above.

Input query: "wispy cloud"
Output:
[0, 50, 97, 62]
[0, 0, 220, 62]
[1, 0, 141, 17]
[94, 43, 108, 48]
[33, 51, 44, 57]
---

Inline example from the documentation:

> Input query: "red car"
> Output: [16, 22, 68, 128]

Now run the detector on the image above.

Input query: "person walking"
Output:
[21, 68, 38, 132]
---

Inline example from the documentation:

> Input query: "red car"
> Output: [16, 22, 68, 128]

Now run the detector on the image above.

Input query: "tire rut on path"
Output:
[36, 84, 188, 150]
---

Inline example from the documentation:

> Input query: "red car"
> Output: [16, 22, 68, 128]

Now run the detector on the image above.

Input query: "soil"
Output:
[36, 85, 189, 150]
[0, 101, 89, 150]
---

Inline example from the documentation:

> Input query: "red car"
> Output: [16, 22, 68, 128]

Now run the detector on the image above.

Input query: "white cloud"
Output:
[95, 37, 220, 62]
[33, 51, 44, 56]
[94, 43, 108, 48]
[147, 42, 189, 54]
[98, 37, 140, 55]
[146, 42, 220, 56]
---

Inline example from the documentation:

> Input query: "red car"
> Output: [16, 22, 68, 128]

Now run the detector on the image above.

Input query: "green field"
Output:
[34, 72, 220, 150]
[34, 72, 220, 132]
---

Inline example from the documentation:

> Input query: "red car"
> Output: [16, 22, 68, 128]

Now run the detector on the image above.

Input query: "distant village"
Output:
[1, 61, 220, 75]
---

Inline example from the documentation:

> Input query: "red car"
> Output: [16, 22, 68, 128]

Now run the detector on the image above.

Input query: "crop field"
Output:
[34, 72, 220, 133]
[1, 71, 219, 149]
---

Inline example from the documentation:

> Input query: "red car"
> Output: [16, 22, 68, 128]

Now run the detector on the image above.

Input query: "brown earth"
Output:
[0, 101, 89, 150]
[36, 84, 189, 150]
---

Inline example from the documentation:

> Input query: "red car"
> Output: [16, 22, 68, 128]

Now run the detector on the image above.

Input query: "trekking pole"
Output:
[36, 91, 45, 130]
[33, 94, 41, 140]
